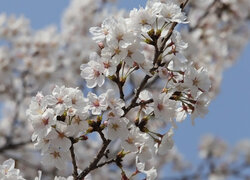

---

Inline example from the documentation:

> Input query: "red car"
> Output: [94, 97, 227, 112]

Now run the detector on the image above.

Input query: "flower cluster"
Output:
[182, 0, 250, 98]
[77, 0, 211, 178]
[0, 159, 25, 180]
[26, 86, 90, 169]
[0, 0, 249, 179]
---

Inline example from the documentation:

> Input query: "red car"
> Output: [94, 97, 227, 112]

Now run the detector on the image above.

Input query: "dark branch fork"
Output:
[76, 131, 111, 180]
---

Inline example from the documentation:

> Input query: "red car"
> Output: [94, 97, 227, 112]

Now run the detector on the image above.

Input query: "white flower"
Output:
[153, 93, 177, 125]
[105, 89, 125, 112]
[184, 67, 211, 97]
[101, 54, 117, 76]
[136, 156, 157, 180]
[158, 128, 174, 155]
[26, 92, 47, 118]
[137, 58, 154, 75]
[47, 121, 72, 151]
[0, 159, 25, 180]
[87, 92, 107, 115]
[107, 108, 124, 119]
[122, 125, 144, 152]
[138, 90, 154, 115]
[138, 143, 154, 163]
[80, 53, 105, 88]
[144, 168, 157, 180]
[157, 66, 170, 79]
[67, 111, 89, 136]
[191, 93, 210, 123]
[129, 7, 155, 32]
[31, 108, 55, 139]
[41, 146, 70, 170]
[176, 106, 188, 123]
[139, 90, 153, 101]
[137, 133, 155, 163]
[65, 87, 88, 110]
[164, 31, 188, 62]
[124, 43, 145, 67]
[46, 86, 70, 115]
[101, 41, 127, 65]
[153, 1, 187, 23]
[106, 18, 134, 49]
[107, 117, 129, 140]
[34, 136, 51, 153]
[89, 18, 115, 43]
[171, 31, 188, 51]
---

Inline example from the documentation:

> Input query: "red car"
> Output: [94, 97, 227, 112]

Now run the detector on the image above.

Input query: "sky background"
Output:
[0, 0, 249, 178]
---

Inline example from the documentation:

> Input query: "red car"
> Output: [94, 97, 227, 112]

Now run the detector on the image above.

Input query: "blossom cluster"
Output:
[0, 0, 249, 179]
[26, 0, 212, 178]
[182, 0, 250, 98]
[0, 159, 25, 180]
[0, 0, 113, 149]
[26, 86, 90, 169]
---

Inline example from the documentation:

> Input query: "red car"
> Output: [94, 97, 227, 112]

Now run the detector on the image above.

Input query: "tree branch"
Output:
[113, 63, 125, 101]
[76, 131, 111, 180]
[123, 75, 151, 116]
[96, 158, 116, 169]
[0, 140, 31, 153]
[70, 138, 79, 180]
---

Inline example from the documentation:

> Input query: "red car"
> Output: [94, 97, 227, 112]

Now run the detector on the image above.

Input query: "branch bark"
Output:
[70, 138, 79, 179]
[76, 131, 111, 180]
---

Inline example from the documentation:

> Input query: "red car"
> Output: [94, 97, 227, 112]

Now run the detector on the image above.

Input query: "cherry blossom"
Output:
[0, 0, 249, 179]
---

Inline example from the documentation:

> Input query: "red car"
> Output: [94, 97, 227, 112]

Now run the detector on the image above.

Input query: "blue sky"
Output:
[0, 0, 249, 177]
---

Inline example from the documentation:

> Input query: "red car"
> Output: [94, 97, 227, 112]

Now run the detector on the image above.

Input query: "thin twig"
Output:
[96, 158, 116, 169]
[70, 138, 79, 179]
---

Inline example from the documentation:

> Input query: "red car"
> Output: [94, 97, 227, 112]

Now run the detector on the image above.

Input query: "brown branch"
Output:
[0, 140, 31, 153]
[96, 158, 116, 169]
[123, 75, 151, 116]
[112, 63, 125, 101]
[70, 138, 79, 180]
[76, 131, 111, 180]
